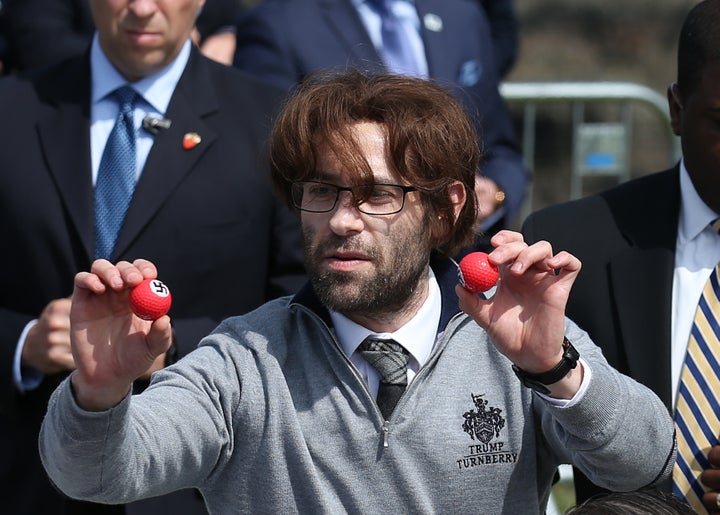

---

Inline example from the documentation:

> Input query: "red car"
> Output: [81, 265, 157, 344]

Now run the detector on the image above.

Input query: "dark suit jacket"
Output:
[233, 0, 529, 230]
[479, 0, 519, 79]
[0, 47, 305, 515]
[522, 167, 679, 501]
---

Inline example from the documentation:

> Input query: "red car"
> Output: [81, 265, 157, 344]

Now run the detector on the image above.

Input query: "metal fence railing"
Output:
[500, 81, 681, 221]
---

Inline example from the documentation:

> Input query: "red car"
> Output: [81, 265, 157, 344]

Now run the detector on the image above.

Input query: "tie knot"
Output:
[358, 337, 409, 386]
[359, 337, 405, 353]
[112, 86, 138, 114]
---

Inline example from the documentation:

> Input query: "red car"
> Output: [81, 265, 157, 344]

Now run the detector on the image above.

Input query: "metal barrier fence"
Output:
[499, 81, 681, 221]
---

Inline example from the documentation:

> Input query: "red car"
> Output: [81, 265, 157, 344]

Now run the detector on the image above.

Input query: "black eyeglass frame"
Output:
[290, 180, 418, 215]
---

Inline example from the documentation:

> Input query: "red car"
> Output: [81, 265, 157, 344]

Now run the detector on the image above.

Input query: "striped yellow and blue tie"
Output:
[673, 220, 720, 513]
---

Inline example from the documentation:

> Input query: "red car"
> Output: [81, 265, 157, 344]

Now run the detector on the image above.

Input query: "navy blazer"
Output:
[0, 48, 305, 514]
[522, 167, 680, 500]
[233, 0, 529, 230]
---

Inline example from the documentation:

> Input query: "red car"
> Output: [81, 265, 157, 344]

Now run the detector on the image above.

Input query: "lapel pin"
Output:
[183, 132, 201, 150]
[423, 13, 443, 32]
[142, 115, 172, 135]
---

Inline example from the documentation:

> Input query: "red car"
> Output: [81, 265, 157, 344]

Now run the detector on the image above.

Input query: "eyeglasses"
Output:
[291, 181, 418, 215]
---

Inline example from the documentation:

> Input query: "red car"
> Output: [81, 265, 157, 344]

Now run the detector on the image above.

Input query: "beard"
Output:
[303, 223, 431, 319]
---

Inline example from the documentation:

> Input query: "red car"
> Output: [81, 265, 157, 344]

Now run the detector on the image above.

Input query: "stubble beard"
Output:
[303, 225, 431, 320]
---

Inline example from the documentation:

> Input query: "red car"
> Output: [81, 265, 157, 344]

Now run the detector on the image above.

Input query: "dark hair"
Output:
[677, 0, 720, 98]
[565, 489, 696, 515]
[268, 69, 480, 258]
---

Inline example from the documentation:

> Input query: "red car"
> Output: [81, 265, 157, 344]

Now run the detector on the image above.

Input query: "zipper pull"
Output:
[383, 420, 390, 447]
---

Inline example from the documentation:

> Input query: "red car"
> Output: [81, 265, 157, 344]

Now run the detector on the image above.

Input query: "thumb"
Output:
[147, 316, 174, 358]
[456, 284, 491, 329]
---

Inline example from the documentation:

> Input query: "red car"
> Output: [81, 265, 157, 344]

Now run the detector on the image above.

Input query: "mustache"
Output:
[313, 234, 376, 257]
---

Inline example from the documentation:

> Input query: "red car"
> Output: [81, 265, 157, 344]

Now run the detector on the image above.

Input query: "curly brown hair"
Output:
[269, 69, 480, 258]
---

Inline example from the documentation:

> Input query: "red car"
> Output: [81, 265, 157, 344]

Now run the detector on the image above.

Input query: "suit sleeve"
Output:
[0, 309, 34, 413]
[479, 0, 519, 79]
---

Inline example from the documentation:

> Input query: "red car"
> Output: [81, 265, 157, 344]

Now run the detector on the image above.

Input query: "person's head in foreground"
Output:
[565, 488, 696, 515]
[269, 70, 479, 326]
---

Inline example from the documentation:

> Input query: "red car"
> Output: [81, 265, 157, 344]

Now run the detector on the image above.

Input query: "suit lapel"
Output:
[36, 58, 95, 261]
[609, 248, 674, 405]
[114, 50, 218, 257]
[605, 168, 680, 406]
[318, 0, 382, 67]
[415, 0, 455, 79]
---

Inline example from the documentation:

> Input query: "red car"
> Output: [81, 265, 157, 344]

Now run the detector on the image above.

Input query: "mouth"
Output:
[324, 250, 372, 272]
[124, 28, 161, 44]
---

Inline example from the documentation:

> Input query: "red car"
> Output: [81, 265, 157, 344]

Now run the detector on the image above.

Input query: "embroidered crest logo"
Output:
[462, 393, 505, 443]
[457, 393, 516, 470]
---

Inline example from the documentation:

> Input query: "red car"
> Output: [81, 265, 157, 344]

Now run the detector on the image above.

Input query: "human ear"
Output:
[668, 82, 683, 136]
[447, 181, 467, 222]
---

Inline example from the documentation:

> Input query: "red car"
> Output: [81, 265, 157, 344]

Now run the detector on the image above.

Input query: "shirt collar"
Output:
[678, 158, 720, 242]
[90, 33, 191, 114]
[332, 267, 441, 367]
[355, 0, 416, 8]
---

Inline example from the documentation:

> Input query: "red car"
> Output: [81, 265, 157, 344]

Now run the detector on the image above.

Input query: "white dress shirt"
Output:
[333, 267, 441, 397]
[671, 159, 720, 402]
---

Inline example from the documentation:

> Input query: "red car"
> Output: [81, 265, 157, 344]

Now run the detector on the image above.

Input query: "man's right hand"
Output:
[70, 259, 173, 411]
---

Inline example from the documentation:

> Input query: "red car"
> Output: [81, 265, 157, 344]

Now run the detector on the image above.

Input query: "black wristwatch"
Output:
[512, 337, 580, 395]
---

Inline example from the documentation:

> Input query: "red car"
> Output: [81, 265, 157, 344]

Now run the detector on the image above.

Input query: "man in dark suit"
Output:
[232, 0, 529, 243]
[522, 1, 720, 511]
[0, 0, 305, 513]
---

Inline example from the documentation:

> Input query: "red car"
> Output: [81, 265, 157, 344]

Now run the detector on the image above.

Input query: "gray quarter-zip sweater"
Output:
[40, 258, 675, 514]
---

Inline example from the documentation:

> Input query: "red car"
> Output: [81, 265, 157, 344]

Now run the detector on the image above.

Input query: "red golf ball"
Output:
[458, 252, 499, 293]
[129, 278, 172, 321]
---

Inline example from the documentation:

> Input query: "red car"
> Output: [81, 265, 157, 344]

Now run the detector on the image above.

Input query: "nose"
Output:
[328, 191, 364, 235]
[128, 0, 158, 17]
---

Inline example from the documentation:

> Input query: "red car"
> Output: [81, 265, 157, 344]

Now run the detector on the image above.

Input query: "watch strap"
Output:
[512, 337, 580, 394]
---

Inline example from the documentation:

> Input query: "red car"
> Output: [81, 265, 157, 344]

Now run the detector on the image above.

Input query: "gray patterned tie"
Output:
[358, 337, 410, 419]
[94, 85, 139, 260]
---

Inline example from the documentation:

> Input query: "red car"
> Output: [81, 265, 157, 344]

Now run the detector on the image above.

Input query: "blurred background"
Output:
[504, 0, 698, 225]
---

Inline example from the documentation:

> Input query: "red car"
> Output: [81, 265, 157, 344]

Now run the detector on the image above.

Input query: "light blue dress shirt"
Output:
[90, 34, 190, 184]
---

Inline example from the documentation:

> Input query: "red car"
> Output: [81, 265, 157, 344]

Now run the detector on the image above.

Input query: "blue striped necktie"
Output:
[94, 85, 139, 260]
[673, 218, 720, 513]
[358, 337, 409, 419]
[365, 0, 421, 76]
